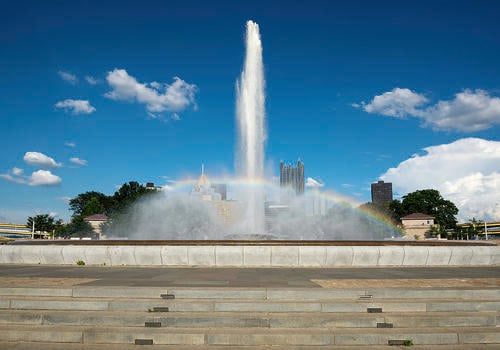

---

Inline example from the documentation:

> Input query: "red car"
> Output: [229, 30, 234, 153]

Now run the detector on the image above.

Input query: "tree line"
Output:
[28, 185, 461, 239]
[27, 181, 155, 238]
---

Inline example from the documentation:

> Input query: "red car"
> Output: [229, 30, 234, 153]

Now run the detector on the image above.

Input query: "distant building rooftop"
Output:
[84, 214, 108, 222]
[401, 213, 435, 220]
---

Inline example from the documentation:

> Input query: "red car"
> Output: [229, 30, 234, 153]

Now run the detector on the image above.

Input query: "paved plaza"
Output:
[0, 265, 499, 288]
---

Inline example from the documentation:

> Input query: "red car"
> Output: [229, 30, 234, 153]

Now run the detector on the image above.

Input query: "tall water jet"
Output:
[236, 20, 266, 234]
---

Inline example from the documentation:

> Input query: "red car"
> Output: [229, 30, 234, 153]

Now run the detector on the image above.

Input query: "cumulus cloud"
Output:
[29, 170, 62, 186]
[55, 99, 96, 114]
[24, 152, 62, 169]
[0, 168, 61, 186]
[85, 76, 99, 85]
[104, 68, 197, 113]
[305, 177, 325, 188]
[58, 70, 78, 84]
[356, 88, 500, 132]
[69, 157, 88, 166]
[361, 88, 428, 117]
[380, 138, 500, 221]
[423, 89, 500, 131]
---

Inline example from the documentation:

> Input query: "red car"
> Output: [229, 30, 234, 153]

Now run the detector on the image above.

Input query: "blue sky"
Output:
[1, 0, 500, 223]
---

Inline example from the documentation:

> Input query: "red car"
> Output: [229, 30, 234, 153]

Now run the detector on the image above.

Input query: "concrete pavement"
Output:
[0, 265, 499, 288]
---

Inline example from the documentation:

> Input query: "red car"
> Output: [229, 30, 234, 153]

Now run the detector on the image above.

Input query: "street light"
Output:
[30, 208, 39, 240]
[484, 220, 488, 240]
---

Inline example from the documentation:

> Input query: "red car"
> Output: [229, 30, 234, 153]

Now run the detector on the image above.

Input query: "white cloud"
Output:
[305, 177, 324, 188]
[0, 172, 25, 184]
[29, 170, 62, 186]
[55, 99, 96, 114]
[85, 76, 99, 85]
[65, 142, 76, 147]
[423, 89, 500, 131]
[58, 70, 78, 84]
[105, 68, 197, 113]
[361, 88, 428, 117]
[147, 112, 165, 121]
[380, 138, 500, 221]
[0, 168, 61, 186]
[171, 113, 181, 121]
[149, 81, 161, 89]
[12, 167, 24, 176]
[69, 157, 88, 166]
[356, 88, 500, 132]
[24, 152, 62, 169]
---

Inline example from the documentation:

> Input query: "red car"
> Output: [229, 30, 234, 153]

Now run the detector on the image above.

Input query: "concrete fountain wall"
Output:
[1, 241, 499, 267]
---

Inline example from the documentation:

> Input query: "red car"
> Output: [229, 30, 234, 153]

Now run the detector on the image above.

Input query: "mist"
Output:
[105, 190, 399, 240]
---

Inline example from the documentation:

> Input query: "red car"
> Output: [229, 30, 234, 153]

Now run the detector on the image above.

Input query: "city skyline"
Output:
[1, 1, 500, 223]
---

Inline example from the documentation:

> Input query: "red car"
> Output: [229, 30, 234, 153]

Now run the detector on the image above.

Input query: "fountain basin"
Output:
[2, 240, 498, 267]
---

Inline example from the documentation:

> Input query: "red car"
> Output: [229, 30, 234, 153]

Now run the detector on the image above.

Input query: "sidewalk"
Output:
[0, 265, 499, 288]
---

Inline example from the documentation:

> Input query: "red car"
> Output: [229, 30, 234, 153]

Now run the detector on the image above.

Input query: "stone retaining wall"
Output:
[1, 244, 499, 267]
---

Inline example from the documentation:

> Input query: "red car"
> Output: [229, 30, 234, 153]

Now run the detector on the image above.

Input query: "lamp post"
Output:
[30, 208, 39, 240]
[484, 220, 488, 240]
[31, 219, 35, 240]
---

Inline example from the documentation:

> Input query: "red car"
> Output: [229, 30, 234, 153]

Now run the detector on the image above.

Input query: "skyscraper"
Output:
[280, 160, 305, 195]
[371, 180, 393, 204]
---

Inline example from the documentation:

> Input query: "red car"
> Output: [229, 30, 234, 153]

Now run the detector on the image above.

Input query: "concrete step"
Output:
[2, 309, 498, 328]
[1, 342, 500, 350]
[1, 286, 499, 301]
[2, 295, 500, 313]
[0, 324, 498, 346]
[166, 287, 500, 301]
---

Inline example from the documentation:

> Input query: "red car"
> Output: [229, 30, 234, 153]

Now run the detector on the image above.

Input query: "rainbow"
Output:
[158, 176, 402, 235]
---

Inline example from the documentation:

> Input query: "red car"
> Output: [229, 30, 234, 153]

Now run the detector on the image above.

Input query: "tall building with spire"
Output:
[280, 159, 305, 195]
[191, 164, 222, 201]
[190, 164, 237, 226]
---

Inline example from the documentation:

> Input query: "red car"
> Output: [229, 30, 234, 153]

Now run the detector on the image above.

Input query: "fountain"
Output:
[235, 20, 266, 235]
[86, 19, 401, 241]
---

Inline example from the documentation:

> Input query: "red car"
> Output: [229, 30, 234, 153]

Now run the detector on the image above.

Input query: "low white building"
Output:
[83, 214, 108, 239]
[401, 213, 435, 240]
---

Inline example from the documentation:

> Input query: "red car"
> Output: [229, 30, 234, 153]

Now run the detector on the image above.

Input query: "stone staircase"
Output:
[0, 286, 499, 349]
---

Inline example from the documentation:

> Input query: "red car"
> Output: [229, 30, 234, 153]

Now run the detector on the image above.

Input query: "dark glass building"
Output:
[280, 160, 305, 195]
[371, 180, 393, 204]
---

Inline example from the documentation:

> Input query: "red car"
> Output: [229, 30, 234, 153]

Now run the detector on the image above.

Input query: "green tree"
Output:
[69, 191, 113, 217]
[53, 219, 67, 238]
[112, 181, 151, 211]
[463, 217, 484, 240]
[82, 197, 106, 217]
[100, 182, 155, 236]
[399, 189, 458, 229]
[26, 214, 55, 233]
[428, 224, 446, 238]
[65, 216, 94, 238]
